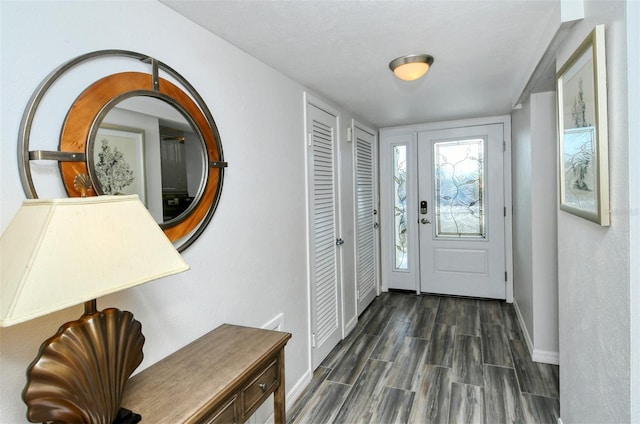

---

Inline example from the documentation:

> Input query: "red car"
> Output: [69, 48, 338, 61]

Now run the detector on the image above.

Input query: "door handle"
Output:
[336, 238, 345, 246]
[421, 218, 431, 224]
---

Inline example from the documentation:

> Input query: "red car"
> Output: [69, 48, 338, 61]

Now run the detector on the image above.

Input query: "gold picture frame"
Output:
[557, 24, 609, 226]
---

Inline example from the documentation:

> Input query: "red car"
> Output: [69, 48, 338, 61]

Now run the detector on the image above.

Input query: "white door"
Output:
[418, 124, 506, 299]
[354, 123, 379, 315]
[306, 99, 342, 369]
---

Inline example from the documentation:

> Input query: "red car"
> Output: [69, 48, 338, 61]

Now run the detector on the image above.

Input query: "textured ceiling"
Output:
[161, 0, 560, 128]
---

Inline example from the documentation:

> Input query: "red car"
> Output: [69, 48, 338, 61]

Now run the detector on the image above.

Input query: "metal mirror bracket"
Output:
[17, 50, 227, 251]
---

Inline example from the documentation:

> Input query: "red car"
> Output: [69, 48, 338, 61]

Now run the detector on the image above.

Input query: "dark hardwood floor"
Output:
[288, 291, 560, 424]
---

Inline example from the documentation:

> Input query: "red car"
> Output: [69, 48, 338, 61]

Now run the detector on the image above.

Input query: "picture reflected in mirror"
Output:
[90, 96, 206, 224]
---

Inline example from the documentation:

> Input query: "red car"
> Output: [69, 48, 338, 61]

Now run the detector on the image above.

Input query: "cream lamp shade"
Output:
[0, 195, 190, 327]
[389, 54, 435, 81]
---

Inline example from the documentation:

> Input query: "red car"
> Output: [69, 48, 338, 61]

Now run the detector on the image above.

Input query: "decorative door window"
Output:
[433, 138, 486, 238]
[393, 145, 408, 269]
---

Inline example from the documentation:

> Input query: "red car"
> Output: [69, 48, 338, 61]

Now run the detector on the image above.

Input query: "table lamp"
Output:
[0, 193, 190, 423]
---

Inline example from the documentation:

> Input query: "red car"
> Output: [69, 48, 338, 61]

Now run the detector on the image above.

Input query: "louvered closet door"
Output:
[354, 124, 379, 315]
[306, 101, 342, 369]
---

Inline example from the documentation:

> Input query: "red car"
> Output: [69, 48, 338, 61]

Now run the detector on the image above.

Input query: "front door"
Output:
[417, 124, 506, 299]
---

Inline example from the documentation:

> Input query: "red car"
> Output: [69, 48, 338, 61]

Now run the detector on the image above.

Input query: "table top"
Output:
[121, 324, 291, 423]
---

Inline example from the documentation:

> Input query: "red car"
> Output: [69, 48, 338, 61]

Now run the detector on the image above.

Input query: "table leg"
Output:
[274, 349, 286, 424]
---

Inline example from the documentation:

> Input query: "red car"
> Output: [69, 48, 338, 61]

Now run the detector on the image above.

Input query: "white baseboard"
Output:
[532, 348, 559, 365]
[287, 368, 313, 410]
[512, 300, 559, 365]
[512, 300, 535, 353]
[344, 315, 358, 337]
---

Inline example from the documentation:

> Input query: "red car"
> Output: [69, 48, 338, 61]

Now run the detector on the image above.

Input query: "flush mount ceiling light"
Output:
[389, 54, 435, 81]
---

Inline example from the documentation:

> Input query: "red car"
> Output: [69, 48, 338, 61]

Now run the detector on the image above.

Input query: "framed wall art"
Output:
[556, 24, 610, 226]
[94, 125, 147, 205]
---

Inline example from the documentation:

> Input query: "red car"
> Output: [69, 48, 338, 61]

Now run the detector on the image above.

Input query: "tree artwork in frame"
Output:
[94, 125, 147, 205]
[557, 24, 610, 226]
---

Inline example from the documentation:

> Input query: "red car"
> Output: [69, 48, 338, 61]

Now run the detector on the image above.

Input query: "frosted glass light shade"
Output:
[0, 195, 189, 326]
[389, 54, 434, 81]
[394, 62, 430, 81]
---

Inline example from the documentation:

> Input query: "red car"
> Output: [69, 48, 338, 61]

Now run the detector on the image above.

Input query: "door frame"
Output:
[379, 115, 513, 302]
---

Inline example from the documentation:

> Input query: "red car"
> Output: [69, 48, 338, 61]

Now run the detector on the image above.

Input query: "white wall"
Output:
[511, 92, 560, 364]
[0, 2, 366, 422]
[556, 1, 632, 422]
[511, 99, 533, 334]
[628, 1, 640, 420]
[530, 92, 560, 361]
[512, 98, 535, 341]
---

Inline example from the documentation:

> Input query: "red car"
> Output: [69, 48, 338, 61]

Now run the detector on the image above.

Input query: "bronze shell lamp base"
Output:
[23, 304, 144, 424]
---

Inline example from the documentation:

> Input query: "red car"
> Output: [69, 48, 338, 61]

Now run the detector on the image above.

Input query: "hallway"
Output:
[288, 291, 560, 423]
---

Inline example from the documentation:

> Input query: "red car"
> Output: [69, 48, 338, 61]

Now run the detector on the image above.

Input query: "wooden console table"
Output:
[121, 324, 292, 423]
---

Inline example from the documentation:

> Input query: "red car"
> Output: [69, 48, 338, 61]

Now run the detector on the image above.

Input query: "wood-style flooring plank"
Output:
[286, 366, 331, 423]
[361, 303, 394, 336]
[521, 393, 561, 423]
[371, 387, 415, 424]
[327, 332, 380, 385]
[425, 324, 456, 367]
[333, 359, 391, 424]
[408, 365, 451, 424]
[479, 300, 504, 325]
[484, 365, 525, 423]
[452, 335, 484, 387]
[419, 294, 441, 310]
[321, 327, 360, 369]
[456, 299, 480, 336]
[481, 323, 513, 367]
[386, 337, 429, 391]
[288, 380, 351, 424]
[435, 296, 459, 325]
[510, 339, 560, 398]
[448, 382, 485, 424]
[406, 304, 438, 339]
[370, 318, 410, 361]
[390, 294, 420, 322]
[500, 302, 524, 340]
[356, 296, 384, 329]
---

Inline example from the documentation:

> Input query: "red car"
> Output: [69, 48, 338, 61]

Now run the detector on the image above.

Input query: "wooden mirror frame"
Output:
[18, 50, 226, 251]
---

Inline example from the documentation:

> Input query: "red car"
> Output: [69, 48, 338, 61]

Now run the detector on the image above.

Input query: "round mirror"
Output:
[88, 96, 207, 225]
[18, 51, 226, 252]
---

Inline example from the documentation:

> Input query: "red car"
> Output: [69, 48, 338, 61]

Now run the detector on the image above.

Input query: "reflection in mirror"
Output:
[90, 97, 206, 224]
